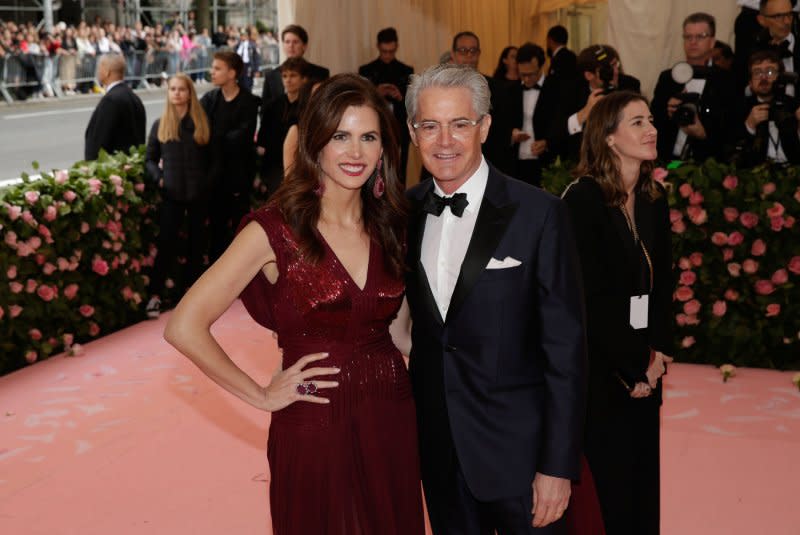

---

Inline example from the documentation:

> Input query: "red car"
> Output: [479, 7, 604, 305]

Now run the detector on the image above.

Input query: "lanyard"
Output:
[619, 204, 654, 293]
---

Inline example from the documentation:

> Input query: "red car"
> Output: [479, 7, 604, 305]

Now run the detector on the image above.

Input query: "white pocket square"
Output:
[486, 256, 522, 270]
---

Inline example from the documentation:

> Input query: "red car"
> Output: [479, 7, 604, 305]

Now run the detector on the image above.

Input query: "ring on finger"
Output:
[296, 382, 318, 396]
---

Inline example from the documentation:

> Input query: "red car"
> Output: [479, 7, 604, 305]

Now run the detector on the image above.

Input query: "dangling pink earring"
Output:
[372, 158, 385, 199]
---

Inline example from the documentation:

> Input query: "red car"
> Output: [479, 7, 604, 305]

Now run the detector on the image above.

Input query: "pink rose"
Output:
[29, 328, 42, 341]
[134, 183, 145, 192]
[92, 258, 109, 276]
[87, 178, 102, 195]
[680, 270, 697, 286]
[763, 182, 776, 195]
[652, 167, 668, 183]
[9, 281, 23, 293]
[27, 236, 42, 251]
[723, 248, 734, 261]
[712, 300, 727, 317]
[772, 269, 789, 285]
[676, 313, 688, 326]
[44, 205, 57, 222]
[25, 351, 37, 364]
[678, 183, 693, 198]
[687, 206, 708, 225]
[671, 219, 686, 234]
[751, 239, 767, 256]
[38, 225, 53, 243]
[771, 216, 784, 232]
[7, 265, 17, 279]
[682, 336, 696, 348]
[711, 232, 728, 246]
[79, 304, 95, 317]
[766, 303, 781, 317]
[728, 263, 742, 277]
[739, 212, 759, 229]
[743, 259, 759, 274]
[722, 175, 738, 190]
[669, 209, 683, 224]
[63, 333, 74, 346]
[755, 280, 775, 295]
[25, 279, 37, 293]
[54, 169, 69, 184]
[675, 286, 694, 302]
[9, 305, 23, 318]
[89, 322, 100, 337]
[767, 202, 785, 218]
[683, 299, 701, 315]
[7, 205, 21, 220]
[16, 242, 33, 257]
[689, 191, 704, 206]
[36, 285, 55, 301]
[80, 222, 90, 234]
[727, 232, 744, 246]
[57, 257, 70, 271]
[5, 231, 18, 247]
[724, 289, 739, 301]
[723, 207, 739, 222]
[42, 263, 56, 275]
[63, 190, 77, 202]
[121, 286, 134, 300]
[678, 257, 691, 270]
[784, 215, 796, 228]
[21, 210, 36, 227]
[24, 190, 40, 204]
[109, 174, 123, 186]
[64, 283, 79, 300]
[115, 185, 124, 196]
[789, 256, 800, 275]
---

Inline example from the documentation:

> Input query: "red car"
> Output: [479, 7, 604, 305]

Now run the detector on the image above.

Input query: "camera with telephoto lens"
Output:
[669, 62, 714, 126]
[593, 46, 616, 95]
[768, 72, 800, 125]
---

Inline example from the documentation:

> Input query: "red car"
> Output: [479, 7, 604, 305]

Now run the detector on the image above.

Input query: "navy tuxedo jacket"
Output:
[405, 167, 587, 501]
[84, 83, 146, 161]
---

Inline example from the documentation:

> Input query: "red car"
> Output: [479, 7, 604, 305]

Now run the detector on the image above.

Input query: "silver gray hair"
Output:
[405, 63, 491, 123]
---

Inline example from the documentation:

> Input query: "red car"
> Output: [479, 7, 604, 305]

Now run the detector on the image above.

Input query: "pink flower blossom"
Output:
[29, 328, 42, 341]
[727, 232, 744, 246]
[723, 207, 739, 222]
[686, 206, 708, 225]
[675, 286, 694, 301]
[115, 185, 124, 196]
[680, 270, 697, 286]
[751, 239, 767, 256]
[87, 178, 102, 195]
[25, 351, 37, 364]
[7, 265, 17, 279]
[16, 242, 33, 257]
[682, 336, 696, 348]
[24, 190, 40, 204]
[21, 210, 36, 227]
[723, 248, 734, 261]
[27, 236, 42, 251]
[132, 292, 142, 305]
[92, 258, 109, 276]
[711, 232, 728, 246]
[771, 216, 784, 232]
[4, 231, 17, 247]
[755, 280, 775, 295]
[724, 289, 739, 301]
[121, 286, 134, 300]
[9, 281, 23, 293]
[671, 219, 686, 234]
[743, 259, 759, 274]
[676, 313, 688, 326]
[89, 322, 100, 337]
[42, 263, 56, 275]
[109, 174, 123, 186]
[79, 304, 95, 317]
[789, 256, 800, 275]
[772, 269, 789, 285]
[689, 191, 704, 205]
[678, 257, 691, 270]
[795, 187, 800, 203]
[25, 279, 37, 293]
[63, 333, 74, 346]
[767, 202, 785, 218]
[652, 167, 668, 183]
[57, 257, 70, 271]
[38, 224, 53, 243]
[678, 183, 693, 198]
[134, 183, 145, 192]
[766, 303, 781, 317]
[64, 283, 79, 300]
[63, 190, 77, 202]
[44, 205, 57, 222]
[7, 205, 21, 220]
[784, 215, 796, 228]
[669, 209, 683, 224]
[9, 305, 23, 318]
[728, 263, 742, 277]
[80, 222, 90, 233]
[722, 175, 738, 190]
[36, 285, 55, 301]
[0, 306, 3, 321]
[54, 169, 69, 184]
[712, 300, 727, 317]
[683, 299, 701, 315]
[739, 212, 759, 229]
[762, 182, 776, 195]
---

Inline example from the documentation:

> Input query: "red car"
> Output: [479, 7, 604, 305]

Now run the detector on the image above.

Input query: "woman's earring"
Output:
[372, 158, 385, 199]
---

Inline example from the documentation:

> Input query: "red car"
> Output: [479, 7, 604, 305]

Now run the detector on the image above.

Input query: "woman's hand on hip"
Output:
[259, 352, 339, 412]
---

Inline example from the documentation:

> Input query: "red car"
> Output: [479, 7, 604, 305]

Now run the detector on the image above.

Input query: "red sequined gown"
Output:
[238, 207, 424, 535]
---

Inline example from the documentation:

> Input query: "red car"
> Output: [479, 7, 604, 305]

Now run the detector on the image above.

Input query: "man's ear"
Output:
[479, 114, 492, 144]
[408, 122, 419, 147]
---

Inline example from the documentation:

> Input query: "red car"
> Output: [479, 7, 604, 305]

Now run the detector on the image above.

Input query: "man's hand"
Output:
[377, 83, 402, 101]
[746, 103, 770, 131]
[645, 350, 674, 388]
[511, 128, 531, 144]
[666, 97, 682, 120]
[681, 113, 707, 139]
[531, 473, 571, 528]
[630, 382, 652, 398]
[531, 139, 548, 156]
[577, 88, 605, 125]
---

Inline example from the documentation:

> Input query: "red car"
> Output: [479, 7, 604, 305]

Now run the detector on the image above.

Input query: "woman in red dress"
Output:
[165, 73, 424, 535]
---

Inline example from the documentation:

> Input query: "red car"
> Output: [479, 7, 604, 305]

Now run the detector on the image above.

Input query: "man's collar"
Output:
[105, 80, 123, 93]
[433, 157, 489, 216]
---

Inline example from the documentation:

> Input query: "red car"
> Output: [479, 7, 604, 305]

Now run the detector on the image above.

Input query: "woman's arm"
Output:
[389, 296, 412, 357]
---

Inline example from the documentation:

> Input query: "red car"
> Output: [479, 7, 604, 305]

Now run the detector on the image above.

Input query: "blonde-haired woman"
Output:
[145, 73, 211, 318]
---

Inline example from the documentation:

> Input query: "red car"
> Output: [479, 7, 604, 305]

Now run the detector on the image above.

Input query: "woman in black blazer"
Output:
[562, 91, 674, 535]
[145, 73, 211, 318]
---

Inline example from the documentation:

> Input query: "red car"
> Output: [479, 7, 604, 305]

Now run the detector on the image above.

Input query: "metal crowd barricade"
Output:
[0, 52, 61, 104]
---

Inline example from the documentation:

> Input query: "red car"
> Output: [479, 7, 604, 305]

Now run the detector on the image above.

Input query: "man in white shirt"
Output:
[404, 63, 586, 535]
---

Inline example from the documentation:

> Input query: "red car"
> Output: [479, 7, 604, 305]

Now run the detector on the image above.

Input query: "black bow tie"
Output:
[778, 39, 793, 58]
[523, 83, 542, 91]
[422, 190, 469, 217]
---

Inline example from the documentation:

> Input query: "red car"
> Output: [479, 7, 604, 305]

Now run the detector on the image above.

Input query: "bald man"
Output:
[84, 54, 146, 161]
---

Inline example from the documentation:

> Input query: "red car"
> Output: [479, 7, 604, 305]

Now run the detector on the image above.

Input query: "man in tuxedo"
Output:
[652, 12, 738, 162]
[84, 54, 145, 161]
[359, 27, 414, 183]
[546, 25, 576, 81]
[503, 43, 559, 186]
[735, 49, 800, 164]
[261, 24, 329, 105]
[404, 63, 587, 535]
[750, 0, 800, 94]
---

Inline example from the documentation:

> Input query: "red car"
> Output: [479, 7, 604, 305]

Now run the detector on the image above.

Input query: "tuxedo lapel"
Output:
[408, 181, 444, 326]
[446, 170, 518, 323]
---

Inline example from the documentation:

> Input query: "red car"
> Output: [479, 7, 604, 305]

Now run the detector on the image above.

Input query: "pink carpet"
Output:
[1, 300, 798, 534]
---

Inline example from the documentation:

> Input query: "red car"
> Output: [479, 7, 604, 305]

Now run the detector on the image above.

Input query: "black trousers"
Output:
[424, 461, 566, 535]
[209, 187, 250, 263]
[149, 196, 208, 296]
[514, 159, 544, 188]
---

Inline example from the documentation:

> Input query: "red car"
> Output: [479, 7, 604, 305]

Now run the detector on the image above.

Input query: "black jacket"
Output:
[503, 75, 563, 170]
[84, 83, 146, 160]
[145, 116, 211, 202]
[261, 61, 329, 104]
[548, 46, 577, 80]
[358, 57, 414, 128]
[733, 94, 800, 166]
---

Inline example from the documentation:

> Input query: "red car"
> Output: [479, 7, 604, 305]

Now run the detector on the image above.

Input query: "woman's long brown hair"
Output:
[269, 73, 408, 278]
[574, 90, 660, 206]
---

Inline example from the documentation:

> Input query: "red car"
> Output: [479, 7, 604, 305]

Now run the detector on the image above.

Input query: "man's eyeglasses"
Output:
[454, 46, 480, 57]
[762, 11, 794, 21]
[752, 67, 779, 79]
[682, 33, 712, 42]
[411, 117, 484, 140]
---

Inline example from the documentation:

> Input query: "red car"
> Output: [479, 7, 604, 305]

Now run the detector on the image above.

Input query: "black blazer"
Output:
[358, 57, 414, 129]
[504, 76, 562, 168]
[84, 83, 146, 161]
[548, 46, 577, 80]
[145, 117, 211, 203]
[261, 61, 330, 104]
[405, 167, 587, 501]
[561, 177, 673, 411]
[733, 94, 800, 165]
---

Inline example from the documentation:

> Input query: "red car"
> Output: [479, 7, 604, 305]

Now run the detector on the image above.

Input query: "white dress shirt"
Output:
[745, 96, 790, 163]
[421, 157, 489, 319]
[519, 75, 545, 160]
[672, 78, 707, 158]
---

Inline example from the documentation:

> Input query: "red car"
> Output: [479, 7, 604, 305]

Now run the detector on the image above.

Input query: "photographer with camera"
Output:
[652, 13, 738, 162]
[736, 49, 800, 164]
[553, 44, 641, 161]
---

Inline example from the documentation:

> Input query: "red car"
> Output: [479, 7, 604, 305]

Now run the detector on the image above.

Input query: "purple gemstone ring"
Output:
[296, 382, 318, 395]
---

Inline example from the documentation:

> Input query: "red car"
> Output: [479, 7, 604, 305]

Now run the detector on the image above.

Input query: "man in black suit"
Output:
[735, 49, 800, 164]
[261, 24, 329, 105]
[552, 44, 641, 162]
[404, 63, 587, 535]
[652, 12, 738, 162]
[749, 0, 800, 94]
[84, 54, 145, 161]
[503, 43, 559, 186]
[359, 27, 414, 183]
[546, 25, 576, 81]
